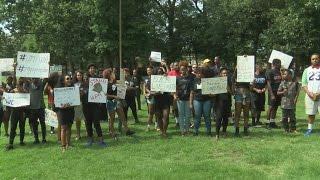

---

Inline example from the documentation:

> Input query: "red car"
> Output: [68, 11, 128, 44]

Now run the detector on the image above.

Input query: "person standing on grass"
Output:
[174, 61, 193, 136]
[56, 75, 75, 152]
[144, 66, 156, 131]
[251, 64, 267, 126]
[73, 70, 85, 140]
[277, 69, 300, 133]
[215, 68, 232, 139]
[103, 68, 135, 139]
[2, 76, 15, 137]
[124, 68, 139, 123]
[132, 69, 142, 110]
[190, 67, 212, 136]
[266, 59, 282, 129]
[168, 62, 180, 128]
[233, 67, 252, 137]
[28, 78, 47, 144]
[302, 53, 320, 136]
[6, 78, 28, 150]
[82, 64, 106, 147]
[0, 84, 4, 136]
[154, 67, 171, 138]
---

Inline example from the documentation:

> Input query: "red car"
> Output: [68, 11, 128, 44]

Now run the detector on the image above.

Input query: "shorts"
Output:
[268, 91, 281, 107]
[234, 88, 251, 104]
[58, 108, 75, 126]
[305, 95, 320, 115]
[107, 100, 126, 112]
[253, 93, 265, 111]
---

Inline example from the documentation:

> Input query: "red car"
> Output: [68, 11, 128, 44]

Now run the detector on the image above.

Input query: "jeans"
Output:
[193, 100, 212, 133]
[30, 108, 46, 141]
[177, 100, 191, 133]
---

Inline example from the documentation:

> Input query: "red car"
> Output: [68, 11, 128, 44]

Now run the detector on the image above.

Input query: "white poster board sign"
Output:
[150, 51, 161, 62]
[88, 78, 108, 103]
[237, 55, 255, 82]
[54, 87, 81, 108]
[49, 65, 63, 74]
[45, 109, 58, 128]
[202, 77, 228, 95]
[268, 50, 293, 69]
[117, 84, 127, 99]
[3, 93, 30, 107]
[0, 58, 14, 72]
[151, 75, 176, 92]
[16, 51, 50, 78]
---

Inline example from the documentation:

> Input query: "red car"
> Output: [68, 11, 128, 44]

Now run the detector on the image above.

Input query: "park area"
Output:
[1, 94, 320, 179]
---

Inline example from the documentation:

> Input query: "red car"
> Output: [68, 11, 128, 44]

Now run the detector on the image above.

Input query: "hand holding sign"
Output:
[268, 50, 293, 69]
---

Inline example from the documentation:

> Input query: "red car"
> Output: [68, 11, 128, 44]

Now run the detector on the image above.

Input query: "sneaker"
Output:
[98, 141, 108, 148]
[244, 127, 249, 136]
[20, 142, 26, 146]
[42, 140, 47, 144]
[5, 144, 13, 151]
[85, 139, 93, 147]
[126, 130, 135, 136]
[50, 130, 55, 134]
[304, 129, 312, 137]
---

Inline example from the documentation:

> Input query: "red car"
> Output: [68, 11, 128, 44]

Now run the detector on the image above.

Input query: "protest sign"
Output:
[150, 51, 161, 62]
[45, 109, 58, 128]
[151, 75, 176, 92]
[202, 77, 228, 95]
[268, 50, 293, 69]
[54, 87, 81, 108]
[117, 84, 127, 99]
[237, 55, 255, 82]
[3, 93, 30, 107]
[49, 65, 63, 74]
[0, 58, 14, 73]
[88, 78, 108, 103]
[16, 51, 50, 78]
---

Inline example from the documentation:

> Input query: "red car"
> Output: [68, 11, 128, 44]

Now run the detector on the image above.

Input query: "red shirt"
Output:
[167, 70, 181, 77]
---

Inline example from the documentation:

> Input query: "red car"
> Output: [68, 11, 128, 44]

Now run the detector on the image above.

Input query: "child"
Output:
[277, 69, 300, 133]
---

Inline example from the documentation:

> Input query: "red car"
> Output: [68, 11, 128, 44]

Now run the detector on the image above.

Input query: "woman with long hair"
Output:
[73, 70, 85, 140]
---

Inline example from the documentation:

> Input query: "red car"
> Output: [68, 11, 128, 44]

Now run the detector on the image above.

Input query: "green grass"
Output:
[1, 93, 320, 179]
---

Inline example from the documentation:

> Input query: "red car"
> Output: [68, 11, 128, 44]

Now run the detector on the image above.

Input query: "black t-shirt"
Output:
[266, 69, 282, 92]
[192, 78, 210, 101]
[253, 73, 266, 90]
[176, 76, 192, 100]
[125, 77, 136, 98]
[107, 82, 117, 100]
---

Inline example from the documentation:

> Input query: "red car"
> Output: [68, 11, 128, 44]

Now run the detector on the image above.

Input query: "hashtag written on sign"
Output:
[19, 54, 26, 61]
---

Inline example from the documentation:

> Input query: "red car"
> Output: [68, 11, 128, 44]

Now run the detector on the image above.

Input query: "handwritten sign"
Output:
[237, 55, 255, 82]
[151, 75, 176, 92]
[88, 78, 108, 103]
[49, 65, 62, 74]
[117, 84, 127, 99]
[16, 51, 50, 78]
[202, 77, 228, 95]
[45, 109, 58, 128]
[0, 58, 14, 72]
[54, 87, 80, 108]
[268, 50, 293, 69]
[3, 93, 30, 107]
[150, 51, 161, 62]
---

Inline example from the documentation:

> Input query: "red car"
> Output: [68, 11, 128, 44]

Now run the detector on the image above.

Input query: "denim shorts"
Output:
[107, 100, 117, 112]
[234, 88, 251, 104]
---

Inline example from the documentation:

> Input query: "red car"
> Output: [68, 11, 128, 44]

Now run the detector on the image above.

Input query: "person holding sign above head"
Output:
[174, 61, 193, 136]
[28, 78, 47, 144]
[82, 64, 106, 147]
[215, 67, 232, 139]
[6, 78, 28, 151]
[56, 75, 75, 152]
[103, 69, 135, 140]
[266, 59, 282, 129]
[190, 67, 213, 136]
[302, 53, 320, 136]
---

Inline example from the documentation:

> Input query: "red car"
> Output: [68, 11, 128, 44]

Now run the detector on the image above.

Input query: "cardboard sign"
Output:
[3, 93, 30, 107]
[0, 58, 14, 72]
[88, 78, 108, 103]
[151, 75, 176, 92]
[45, 109, 58, 128]
[237, 55, 255, 82]
[54, 87, 81, 108]
[150, 51, 161, 62]
[201, 77, 228, 95]
[268, 50, 293, 69]
[16, 51, 50, 78]
[49, 65, 63, 74]
[117, 84, 127, 99]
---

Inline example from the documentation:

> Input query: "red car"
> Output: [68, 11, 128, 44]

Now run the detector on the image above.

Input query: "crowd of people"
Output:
[0, 53, 319, 152]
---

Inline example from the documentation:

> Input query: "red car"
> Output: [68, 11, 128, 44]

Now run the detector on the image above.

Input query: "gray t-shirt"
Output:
[29, 80, 46, 109]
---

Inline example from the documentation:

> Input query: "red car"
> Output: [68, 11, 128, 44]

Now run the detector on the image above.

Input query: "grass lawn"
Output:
[1, 92, 320, 179]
